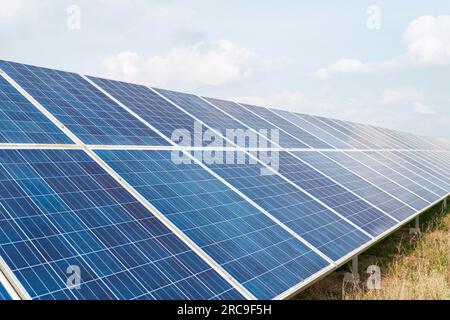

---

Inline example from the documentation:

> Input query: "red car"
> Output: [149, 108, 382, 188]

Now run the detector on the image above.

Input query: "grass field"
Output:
[295, 201, 450, 300]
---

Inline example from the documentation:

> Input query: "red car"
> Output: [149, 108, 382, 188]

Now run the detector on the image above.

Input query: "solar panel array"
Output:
[0, 59, 449, 300]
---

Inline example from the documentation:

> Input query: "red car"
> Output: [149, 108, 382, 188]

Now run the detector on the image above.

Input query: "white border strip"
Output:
[0, 256, 29, 300]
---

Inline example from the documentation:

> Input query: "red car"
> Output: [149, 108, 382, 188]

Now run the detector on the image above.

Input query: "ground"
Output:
[295, 202, 450, 300]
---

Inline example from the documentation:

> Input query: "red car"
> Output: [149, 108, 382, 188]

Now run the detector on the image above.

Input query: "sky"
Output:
[1, 0, 450, 139]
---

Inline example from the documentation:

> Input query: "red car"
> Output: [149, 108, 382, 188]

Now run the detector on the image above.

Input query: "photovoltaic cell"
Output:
[203, 97, 309, 148]
[294, 114, 369, 149]
[86, 77, 197, 144]
[0, 76, 73, 144]
[277, 152, 398, 236]
[0, 60, 169, 146]
[376, 152, 449, 197]
[202, 151, 370, 261]
[324, 151, 429, 211]
[331, 120, 405, 150]
[152, 89, 276, 148]
[292, 151, 415, 221]
[271, 109, 352, 149]
[97, 149, 330, 300]
[375, 127, 434, 150]
[238, 104, 333, 149]
[353, 152, 439, 203]
[392, 152, 450, 188]
[315, 117, 380, 149]
[0, 149, 242, 300]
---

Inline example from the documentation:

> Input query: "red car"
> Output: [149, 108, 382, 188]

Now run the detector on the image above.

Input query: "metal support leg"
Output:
[444, 198, 448, 211]
[342, 255, 360, 293]
[352, 256, 359, 281]
[410, 215, 421, 236]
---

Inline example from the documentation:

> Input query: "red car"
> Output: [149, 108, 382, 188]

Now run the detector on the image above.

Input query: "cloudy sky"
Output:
[1, 0, 450, 139]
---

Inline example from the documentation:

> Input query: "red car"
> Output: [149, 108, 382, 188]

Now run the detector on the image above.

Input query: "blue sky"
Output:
[1, 0, 449, 139]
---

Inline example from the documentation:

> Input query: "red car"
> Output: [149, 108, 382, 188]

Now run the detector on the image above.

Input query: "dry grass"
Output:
[295, 202, 450, 300]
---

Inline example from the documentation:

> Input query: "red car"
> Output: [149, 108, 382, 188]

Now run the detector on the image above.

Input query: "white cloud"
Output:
[0, 0, 22, 20]
[102, 40, 291, 88]
[312, 15, 450, 78]
[103, 52, 140, 81]
[404, 15, 450, 65]
[412, 101, 435, 115]
[379, 87, 435, 115]
[380, 87, 423, 105]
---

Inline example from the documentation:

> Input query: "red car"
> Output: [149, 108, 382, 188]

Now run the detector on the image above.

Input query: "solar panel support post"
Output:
[351, 256, 360, 281]
[409, 216, 421, 236]
[444, 198, 448, 210]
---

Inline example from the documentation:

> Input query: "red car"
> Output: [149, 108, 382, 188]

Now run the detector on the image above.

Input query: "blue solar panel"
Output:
[374, 127, 435, 150]
[0, 149, 242, 300]
[0, 76, 73, 144]
[295, 114, 370, 149]
[0, 278, 12, 300]
[324, 151, 430, 211]
[149, 89, 276, 148]
[292, 151, 415, 221]
[426, 152, 450, 169]
[86, 77, 198, 144]
[315, 117, 381, 149]
[96, 149, 330, 300]
[277, 152, 398, 236]
[0, 60, 169, 146]
[330, 120, 403, 150]
[372, 152, 449, 197]
[236, 104, 333, 149]
[201, 97, 309, 149]
[350, 152, 439, 203]
[202, 151, 370, 261]
[271, 109, 353, 149]
[393, 152, 450, 188]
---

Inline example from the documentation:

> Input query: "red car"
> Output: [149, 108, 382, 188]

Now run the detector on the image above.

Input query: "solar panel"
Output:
[269, 109, 353, 149]
[392, 152, 450, 188]
[0, 149, 243, 300]
[294, 114, 371, 149]
[201, 97, 309, 148]
[349, 152, 439, 203]
[96, 149, 330, 300]
[324, 151, 430, 210]
[314, 117, 381, 149]
[0, 75, 73, 145]
[0, 60, 169, 146]
[368, 152, 448, 197]
[329, 119, 407, 150]
[152, 89, 278, 148]
[0, 59, 449, 300]
[292, 151, 416, 221]
[235, 104, 333, 149]
[85, 77, 198, 145]
[276, 152, 398, 236]
[202, 151, 370, 261]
